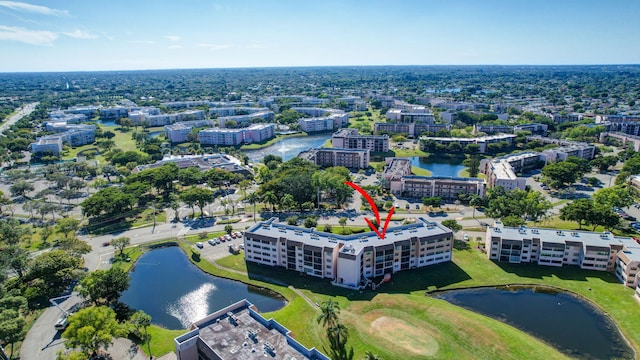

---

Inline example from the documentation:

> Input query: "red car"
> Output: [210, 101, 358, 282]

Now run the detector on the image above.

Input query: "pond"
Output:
[244, 133, 332, 162]
[119, 246, 286, 330]
[435, 287, 633, 359]
[98, 119, 117, 127]
[410, 157, 466, 177]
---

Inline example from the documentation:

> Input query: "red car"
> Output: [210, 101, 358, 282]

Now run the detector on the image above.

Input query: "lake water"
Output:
[436, 287, 633, 359]
[120, 246, 286, 330]
[244, 133, 332, 162]
[410, 157, 466, 177]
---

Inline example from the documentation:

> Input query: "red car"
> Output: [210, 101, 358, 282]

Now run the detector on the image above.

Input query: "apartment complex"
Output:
[382, 158, 412, 186]
[164, 120, 214, 143]
[373, 122, 450, 137]
[208, 107, 270, 117]
[332, 128, 389, 152]
[480, 152, 541, 190]
[244, 217, 453, 289]
[199, 124, 275, 146]
[298, 148, 370, 169]
[527, 136, 596, 161]
[31, 136, 64, 155]
[597, 115, 640, 137]
[390, 175, 486, 200]
[297, 109, 349, 133]
[600, 132, 640, 152]
[174, 299, 329, 360]
[217, 111, 275, 128]
[486, 223, 640, 289]
[31, 124, 96, 155]
[420, 134, 517, 154]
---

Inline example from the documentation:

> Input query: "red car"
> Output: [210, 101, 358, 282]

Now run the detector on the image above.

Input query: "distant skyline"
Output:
[1, 0, 639, 72]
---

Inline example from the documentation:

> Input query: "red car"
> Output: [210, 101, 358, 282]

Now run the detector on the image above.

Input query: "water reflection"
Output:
[120, 247, 285, 329]
[244, 133, 331, 162]
[166, 283, 216, 328]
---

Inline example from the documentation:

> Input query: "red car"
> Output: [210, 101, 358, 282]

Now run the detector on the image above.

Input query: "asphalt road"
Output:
[0, 102, 38, 135]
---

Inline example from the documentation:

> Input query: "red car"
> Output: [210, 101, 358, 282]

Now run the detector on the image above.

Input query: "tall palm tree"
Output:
[262, 191, 277, 212]
[317, 299, 340, 329]
[246, 192, 260, 221]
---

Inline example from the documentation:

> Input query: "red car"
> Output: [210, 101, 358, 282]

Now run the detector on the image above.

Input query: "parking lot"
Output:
[193, 232, 245, 263]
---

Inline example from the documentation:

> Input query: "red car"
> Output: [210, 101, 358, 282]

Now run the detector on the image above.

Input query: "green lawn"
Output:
[61, 125, 139, 162]
[411, 166, 432, 176]
[139, 326, 185, 358]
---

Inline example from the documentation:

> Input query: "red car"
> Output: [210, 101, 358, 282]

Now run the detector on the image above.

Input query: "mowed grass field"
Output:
[203, 246, 640, 359]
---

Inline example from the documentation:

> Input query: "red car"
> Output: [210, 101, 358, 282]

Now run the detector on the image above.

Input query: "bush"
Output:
[323, 224, 332, 232]
[191, 249, 201, 262]
[303, 217, 317, 228]
[287, 216, 298, 225]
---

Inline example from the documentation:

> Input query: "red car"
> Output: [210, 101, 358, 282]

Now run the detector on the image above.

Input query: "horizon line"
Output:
[2, 63, 640, 75]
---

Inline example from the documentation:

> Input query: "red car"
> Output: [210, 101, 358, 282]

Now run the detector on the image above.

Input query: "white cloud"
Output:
[128, 40, 155, 44]
[0, 25, 57, 45]
[163, 35, 181, 41]
[62, 29, 98, 39]
[168, 45, 182, 49]
[0, 1, 69, 17]
[197, 43, 231, 50]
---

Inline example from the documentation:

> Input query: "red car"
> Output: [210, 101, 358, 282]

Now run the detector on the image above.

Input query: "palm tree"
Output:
[246, 192, 260, 221]
[339, 217, 347, 233]
[317, 299, 340, 329]
[280, 194, 295, 212]
[262, 191, 277, 212]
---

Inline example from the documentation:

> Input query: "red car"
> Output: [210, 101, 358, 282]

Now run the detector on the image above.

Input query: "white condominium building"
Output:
[486, 223, 640, 287]
[382, 158, 412, 186]
[385, 109, 436, 123]
[297, 109, 349, 133]
[164, 120, 214, 144]
[244, 217, 453, 289]
[332, 128, 389, 152]
[217, 111, 274, 128]
[31, 136, 63, 155]
[420, 134, 517, 154]
[199, 124, 275, 146]
[297, 148, 370, 169]
[480, 152, 541, 190]
[390, 175, 486, 200]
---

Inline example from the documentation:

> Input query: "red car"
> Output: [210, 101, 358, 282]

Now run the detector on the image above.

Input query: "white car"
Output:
[196, 242, 204, 249]
[463, 233, 469, 241]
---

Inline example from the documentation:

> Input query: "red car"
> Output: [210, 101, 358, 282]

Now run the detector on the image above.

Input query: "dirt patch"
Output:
[369, 316, 439, 356]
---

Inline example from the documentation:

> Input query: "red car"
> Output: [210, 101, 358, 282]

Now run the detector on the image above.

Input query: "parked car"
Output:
[208, 239, 216, 246]
[196, 242, 204, 249]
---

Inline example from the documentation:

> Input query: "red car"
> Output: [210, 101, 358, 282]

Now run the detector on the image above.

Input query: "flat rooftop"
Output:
[198, 308, 302, 359]
[489, 225, 637, 250]
[246, 217, 452, 253]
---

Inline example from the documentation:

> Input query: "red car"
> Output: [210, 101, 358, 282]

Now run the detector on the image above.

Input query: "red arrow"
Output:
[344, 181, 395, 240]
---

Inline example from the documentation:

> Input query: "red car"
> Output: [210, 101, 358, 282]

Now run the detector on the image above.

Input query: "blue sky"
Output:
[0, 0, 639, 72]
